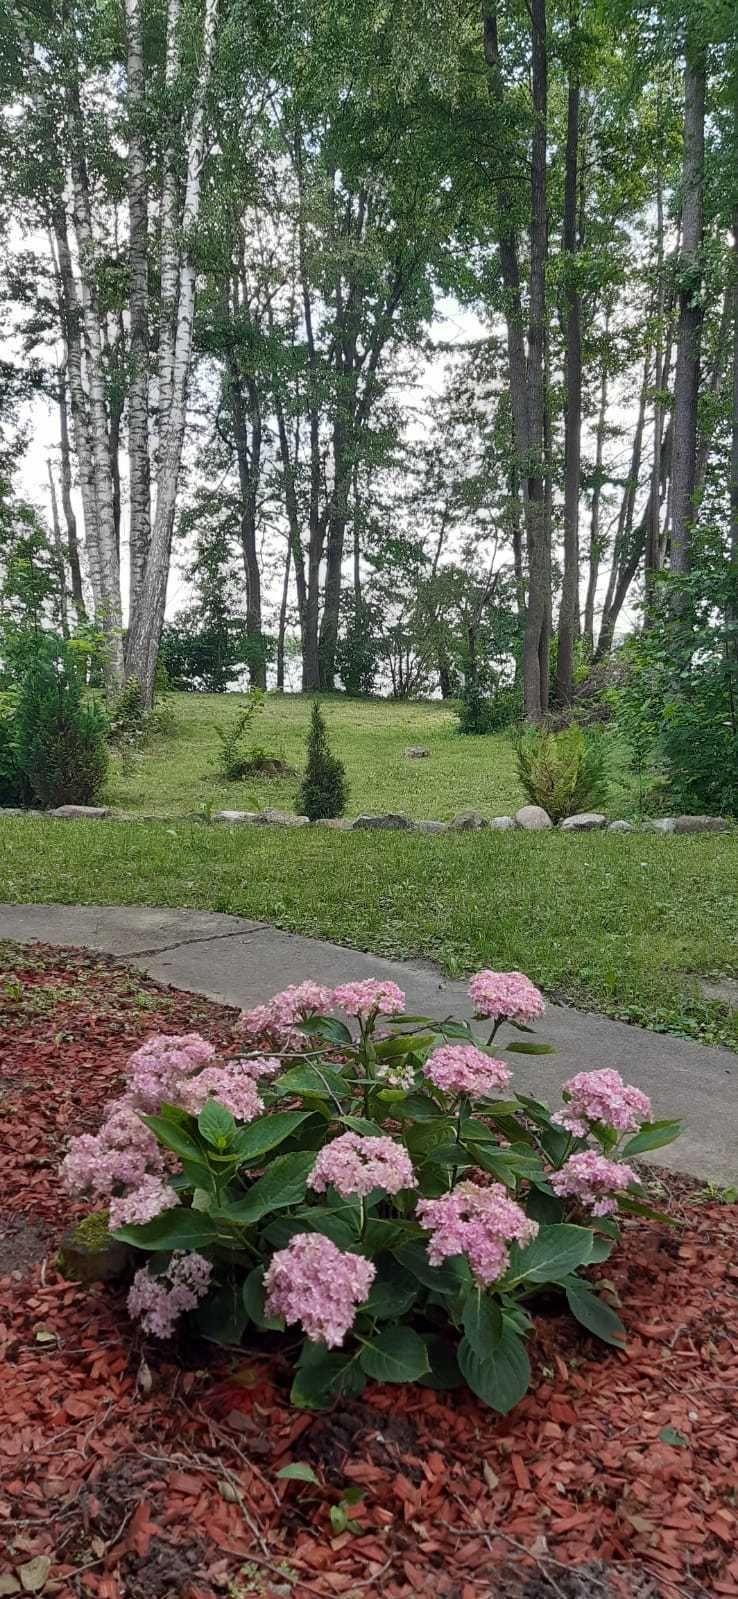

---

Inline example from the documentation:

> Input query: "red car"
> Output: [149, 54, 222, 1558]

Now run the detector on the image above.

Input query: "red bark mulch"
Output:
[1, 940, 737, 1599]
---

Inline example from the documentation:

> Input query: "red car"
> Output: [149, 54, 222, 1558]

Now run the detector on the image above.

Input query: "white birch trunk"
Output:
[125, 0, 152, 625]
[48, 215, 104, 618]
[157, 0, 183, 441]
[126, 0, 219, 702]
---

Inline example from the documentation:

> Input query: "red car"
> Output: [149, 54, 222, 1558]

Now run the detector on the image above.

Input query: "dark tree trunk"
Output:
[555, 1, 581, 706]
[730, 207, 738, 672]
[276, 537, 291, 691]
[57, 371, 86, 621]
[46, 461, 70, 638]
[671, 41, 706, 576]
[521, 0, 549, 722]
[582, 341, 608, 653]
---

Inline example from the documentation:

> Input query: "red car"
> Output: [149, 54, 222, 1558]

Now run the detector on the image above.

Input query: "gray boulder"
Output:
[404, 746, 430, 759]
[50, 805, 110, 820]
[416, 819, 448, 833]
[257, 809, 310, 827]
[514, 805, 553, 831]
[353, 813, 415, 831]
[450, 810, 488, 831]
[642, 817, 677, 834]
[214, 809, 259, 824]
[315, 817, 355, 830]
[489, 815, 516, 831]
[559, 812, 607, 832]
[607, 820, 635, 833]
[674, 815, 731, 834]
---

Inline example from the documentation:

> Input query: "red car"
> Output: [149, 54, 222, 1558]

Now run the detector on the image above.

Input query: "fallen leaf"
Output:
[18, 1558, 51, 1594]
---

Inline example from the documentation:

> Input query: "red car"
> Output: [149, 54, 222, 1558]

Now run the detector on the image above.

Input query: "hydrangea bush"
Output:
[62, 972, 681, 1415]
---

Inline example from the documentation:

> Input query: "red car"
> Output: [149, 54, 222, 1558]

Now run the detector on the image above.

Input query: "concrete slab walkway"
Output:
[1, 902, 736, 1183]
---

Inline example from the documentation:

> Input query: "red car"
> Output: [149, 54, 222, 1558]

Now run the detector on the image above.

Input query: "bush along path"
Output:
[2, 942, 738, 1597]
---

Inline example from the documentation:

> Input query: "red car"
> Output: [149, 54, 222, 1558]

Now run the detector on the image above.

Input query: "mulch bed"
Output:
[1, 941, 737, 1599]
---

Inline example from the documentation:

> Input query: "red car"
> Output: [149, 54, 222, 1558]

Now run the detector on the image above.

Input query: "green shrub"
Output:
[0, 696, 31, 806]
[13, 653, 109, 809]
[514, 726, 608, 823]
[297, 700, 348, 820]
[213, 691, 266, 780]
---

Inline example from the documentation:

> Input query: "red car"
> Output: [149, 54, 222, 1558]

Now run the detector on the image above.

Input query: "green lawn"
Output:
[106, 691, 637, 820]
[1, 817, 736, 1050]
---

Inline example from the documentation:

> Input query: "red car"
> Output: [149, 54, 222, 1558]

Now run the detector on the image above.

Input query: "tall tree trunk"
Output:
[125, 0, 152, 624]
[555, 0, 581, 706]
[126, 0, 219, 704]
[671, 39, 706, 577]
[225, 282, 265, 687]
[57, 369, 86, 621]
[276, 537, 292, 692]
[646, 148, 666, 603]
[46, 461, 70, 638]
[730, 206, 738, 672]
[293, 123, 325, 691]
[521, 0, 549, 722]
[157, 0, 183, 447]
[582, 338, 608, 652]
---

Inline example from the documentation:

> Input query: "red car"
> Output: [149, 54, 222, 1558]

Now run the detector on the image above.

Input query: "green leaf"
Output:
[232, 1111, 312, 1164]
[112, 1205, 220, 1251]
[192, 1281, 248, 1346]
[395, 1238, 471, 1294]
[525, 1186, 565, 1225]
[395, 1093, 444, 1121]
[418, 1334, 464, 1390]
[458, 1325, 531, 1414]
[382, 1014, 435, 1026]
[292, 1205, 359, 1250]
[295, 1016, 354, 1047]
[273, 1064, 349, 1100]
[374, 1033, 435, 1060]
[291, 1344, 364, 1409]
[198, 1100, 236, 1148]
[141, 1111, 204, 1165]
[565, 1284, 626, 1348]
[587, 1235, 614, 1264]
[659, 1426, 689, 1448]
[506, 1224, 594, 1285]
[461, 1291, 503, 1357]
[363, 1217, 414, 1254]
[622, 1120, 682, 1157]
[330, 1504, 348, 1533]
[223, 1151, 314, 1224]
[504, 1041, 556, 1055]
[364, 1255, 419, 1319]
[341, 1115, 385, 1136]
[277, 1463, 320, 1484]
[242, 1266, 284, 1329]
[359, 1326, 430, 1383]
[439, 1020, 474, 1040]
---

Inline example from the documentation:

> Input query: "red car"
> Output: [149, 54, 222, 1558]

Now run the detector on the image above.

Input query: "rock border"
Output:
[0, 804, 733, 835]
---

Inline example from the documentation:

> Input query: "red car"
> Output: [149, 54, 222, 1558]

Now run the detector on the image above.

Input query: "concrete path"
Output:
[1, 902, 736, 1183]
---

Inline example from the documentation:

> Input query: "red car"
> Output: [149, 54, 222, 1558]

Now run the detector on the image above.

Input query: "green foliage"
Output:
[99, 982, 680, 1413]
[0, 693, 31, 806]
[336, 599, 379, 696]
[213, 691, 267, 780]
[10, 646, 108, 809]
[455, 682, 497, 735]
[297, 701, 348, 821]
[514, 726, 608, 823]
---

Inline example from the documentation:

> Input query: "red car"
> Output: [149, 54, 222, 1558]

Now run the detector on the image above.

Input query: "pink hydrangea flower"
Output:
[553, 1069, 652, 1137]
[127, 1251, 212, 1338]
[308, 1132, 416, 1199]
[331, 980, 405, 1019]
[177, 1064, 264, 1122]
[237, 983, 332, 1048]
[549, 1150, 637, 1216]
[376, 1060, 415, 1092]
[127, 1033, 217, 1112]
[468, 970, 545, 1025]
[108, 1174, 178, 1230]
[416, 1181, 538, 1287]
[423, 1044, 512, 1098]
[62, 1102, 164, 1199]
[263, 1233, 375, 1347]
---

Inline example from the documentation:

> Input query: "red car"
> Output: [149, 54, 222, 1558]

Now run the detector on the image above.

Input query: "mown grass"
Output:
[1, 817, 736, 1049]
[106, 691, 640, 820]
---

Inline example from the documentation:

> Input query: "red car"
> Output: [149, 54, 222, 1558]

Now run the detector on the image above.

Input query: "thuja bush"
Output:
[63, 973, 681, 1414]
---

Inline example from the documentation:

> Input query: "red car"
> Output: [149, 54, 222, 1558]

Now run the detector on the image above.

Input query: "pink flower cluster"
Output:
[309, 1132, 416, 1199]
[264, 1233, 375, 1347]
[423, 1044, 511, 1099]
[238, 983, 333, 1048]
[108, 1174, 178, 1230]
[553, 1069, 652, 1137]
[62, 1101, 165, 1199]
[550, 1150, 637, 1216]
[416, 1181, 538, 1287]
[127, 1033, 217, 1112]
[177, 1064, 264, 1122]
[468, 970, 545, 1026]
[331, 980, 406, 1020]
[127, 1251, 212, 1338]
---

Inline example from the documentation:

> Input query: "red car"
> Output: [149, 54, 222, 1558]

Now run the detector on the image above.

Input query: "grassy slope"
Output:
[1, 817, 736, 1050]
[106, 692, 636, 820]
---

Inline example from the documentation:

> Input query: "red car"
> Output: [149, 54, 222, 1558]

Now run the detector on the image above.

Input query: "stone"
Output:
[0, 808, 26, 817]
[488, 815, 516, 831]
[674, 815, 731, 834]
[696, 976, 738, 1009]
[607, 820, 635, 833]
[404, 746, 430, 759]
[50, 804, 110, 820]
[58, 1212, 132, 1284]
[416, 819, 448, 833]
[214, 810, 259, 824]
[642, 817, 677, 833]
[514, 805, 553, 831]
[559, 812, 607, 832]
[315, 817, 355, 830]
[450, 810, 488, 831]
[257, 809, 310, 827]
[352, 813, 416, 831]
